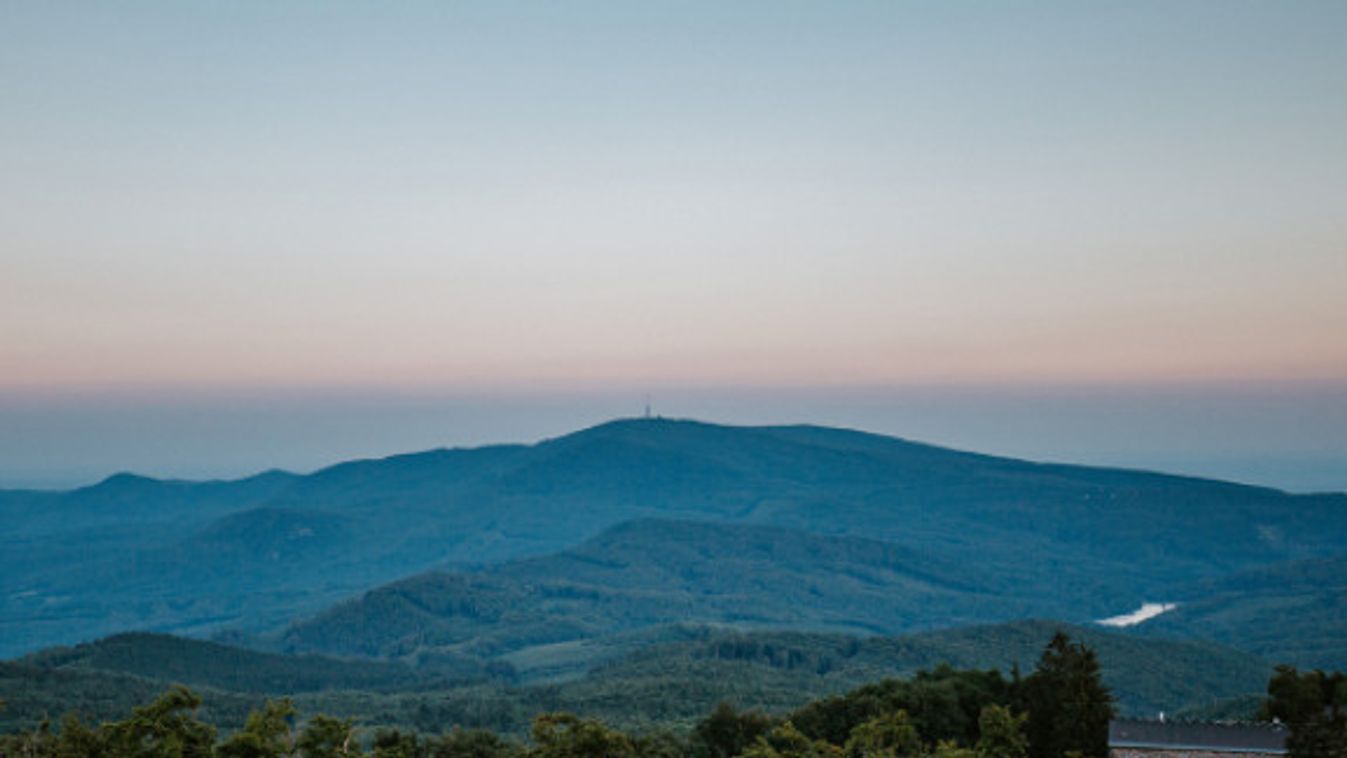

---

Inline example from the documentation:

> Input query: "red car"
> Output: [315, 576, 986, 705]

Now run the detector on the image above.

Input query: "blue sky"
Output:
[1, 2, 1344, 488]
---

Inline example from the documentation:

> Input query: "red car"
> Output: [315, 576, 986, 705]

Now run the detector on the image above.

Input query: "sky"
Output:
[1, 2, 1344, 490]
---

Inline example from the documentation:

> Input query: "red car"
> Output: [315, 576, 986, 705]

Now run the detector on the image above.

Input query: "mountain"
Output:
[0, 470, 300, 537]
[0, 470, 304, 655]
[4, 418, 1345, 657]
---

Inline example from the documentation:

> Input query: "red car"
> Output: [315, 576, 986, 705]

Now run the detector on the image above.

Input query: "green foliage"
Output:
[370, 727, 422, 757]
[842, 710, 922, 757]
[691, 703, 776, 758]
[296, 715, 361, 758]
[973, 706, 1026, 758]
[0, 634, 1259, 758]
[433, 728, 525, 758]
[529, 712, 635, 757]
[100, 685, 217, 758]
[216, 699, 296, 758]
[629, 730, 687, 758]
[788, 665, 1012, 747]
[929, 740, 976, 758]
[2, 620, 1274, 739]
[741, 722, 841, 758]
[1020, 632, 1113, 758]
[1263, 665, 1347, 758]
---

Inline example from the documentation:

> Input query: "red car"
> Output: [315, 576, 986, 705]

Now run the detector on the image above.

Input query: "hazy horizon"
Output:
[3, 3, 1344, 493]
[3, 380, 1343, 493]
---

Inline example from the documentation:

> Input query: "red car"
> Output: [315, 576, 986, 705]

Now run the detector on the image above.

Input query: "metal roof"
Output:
[1109, 719, 1289, 754]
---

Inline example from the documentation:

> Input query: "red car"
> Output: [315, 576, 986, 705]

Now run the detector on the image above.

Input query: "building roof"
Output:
[1109, 719, 1289, 754]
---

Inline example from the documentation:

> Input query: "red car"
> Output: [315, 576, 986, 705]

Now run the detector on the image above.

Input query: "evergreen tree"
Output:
[1021, 632, 1113, 758]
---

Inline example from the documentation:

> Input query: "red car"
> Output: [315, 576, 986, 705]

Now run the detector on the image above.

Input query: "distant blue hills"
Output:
[3, 417, 1344, 673]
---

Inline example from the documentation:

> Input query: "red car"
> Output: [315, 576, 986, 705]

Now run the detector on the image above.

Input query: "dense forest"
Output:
[0, 620, 1274, 737]
[0, 632, 1111, 757]
[5, 634, 1343, 758]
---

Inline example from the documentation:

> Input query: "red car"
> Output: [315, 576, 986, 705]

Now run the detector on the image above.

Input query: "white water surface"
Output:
[1096, 602, 1178, 627]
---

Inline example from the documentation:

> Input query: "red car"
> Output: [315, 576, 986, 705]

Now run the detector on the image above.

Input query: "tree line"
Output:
[4, 632, 1342, 757]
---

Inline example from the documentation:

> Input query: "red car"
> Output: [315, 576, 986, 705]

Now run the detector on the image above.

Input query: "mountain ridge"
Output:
[3, 418, 1344, 659]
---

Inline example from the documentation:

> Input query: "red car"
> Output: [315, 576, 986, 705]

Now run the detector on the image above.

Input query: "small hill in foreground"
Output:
[5, 619, 1271, 735]
[19, 631, 457, 694]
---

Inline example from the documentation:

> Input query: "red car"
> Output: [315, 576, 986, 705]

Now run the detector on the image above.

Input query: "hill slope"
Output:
[19, 632, 448, 694]
[582, 619, 1272, 719]
[2, 620, 1271, 735]
[281, 519, 1056, 663]
[1140, 555, 1347, 669]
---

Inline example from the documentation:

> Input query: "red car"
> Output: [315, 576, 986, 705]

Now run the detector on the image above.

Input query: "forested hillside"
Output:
[2, 621, 1271, 737]
[18, 633, 450, 693]
[11, 629, 1321, 758]
[280, 519, 1054, 663]
[1141, 556, 1347, 669]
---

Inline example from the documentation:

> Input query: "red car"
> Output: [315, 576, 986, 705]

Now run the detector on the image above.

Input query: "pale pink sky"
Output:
[2, 2, 1345, 397]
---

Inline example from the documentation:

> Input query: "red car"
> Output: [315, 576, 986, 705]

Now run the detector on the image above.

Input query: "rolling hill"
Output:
[579, 619, 1273, 720]
[2, 620, 1273, 736]
[280, 518, 1056, 664]
[18, 632, 448, 694]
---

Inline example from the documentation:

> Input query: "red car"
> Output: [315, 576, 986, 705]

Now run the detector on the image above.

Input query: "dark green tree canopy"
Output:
[1021, 631, 1114, 758]
[1264, 666, 1347, 758]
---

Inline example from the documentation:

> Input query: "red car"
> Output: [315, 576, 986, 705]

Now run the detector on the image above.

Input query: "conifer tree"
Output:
[1021, 632, 1113, 758]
